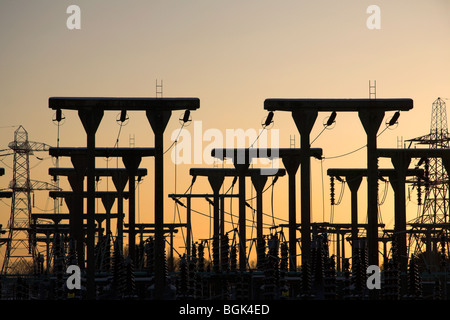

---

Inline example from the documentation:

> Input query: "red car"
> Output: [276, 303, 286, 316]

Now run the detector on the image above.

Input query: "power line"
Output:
[323, 125, 389, 160]
[164, 123, 185, 155]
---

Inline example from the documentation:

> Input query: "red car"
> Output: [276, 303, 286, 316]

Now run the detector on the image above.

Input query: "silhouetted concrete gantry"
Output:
[327, 167, 424, 273]
[264, 98, 414, 272]
[210, 147, 322, 271]
[49, 97, 199, 299]
[35, 96, 434, 300]
[377, 148, 450, 273]
[47, 166, 147, 257]
[49, 147, 152, 268]
[189, 167, 286, 272]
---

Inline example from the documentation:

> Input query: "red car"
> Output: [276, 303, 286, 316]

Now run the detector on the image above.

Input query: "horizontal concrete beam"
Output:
[189, 167, 286, 177]
[264, 98, 413, 112]
[49, 167, 147, 177]
[49, 191, 129, 198]
[327, 168, 424, 177]
[49, 147, 155, 158]
[124, 223, 187, 228]
[49, 97, 200, 111]
[378, 148, 450, 159]
[32, 213, 119, 220]
[211, 148, 323, 161]
[169, 193, 239, 198]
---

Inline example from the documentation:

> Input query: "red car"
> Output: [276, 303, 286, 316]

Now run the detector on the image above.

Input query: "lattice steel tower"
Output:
[406, 98, 450, 257]
[1, 126, 53, 274]
[410, 98, 450, 223]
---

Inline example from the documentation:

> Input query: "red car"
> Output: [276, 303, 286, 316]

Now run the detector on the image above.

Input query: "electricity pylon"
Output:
[406, 97, 450, 264]
[1, 126, 59, 274]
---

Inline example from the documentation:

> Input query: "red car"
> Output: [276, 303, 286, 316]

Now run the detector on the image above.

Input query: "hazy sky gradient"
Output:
[0, 0, 449, 258]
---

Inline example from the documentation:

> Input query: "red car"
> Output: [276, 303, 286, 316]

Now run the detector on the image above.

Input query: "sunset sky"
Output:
[0, 0, 449, 264]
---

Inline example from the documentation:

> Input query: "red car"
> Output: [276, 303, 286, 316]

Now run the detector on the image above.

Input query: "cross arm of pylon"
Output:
[30, 180, 61, 191]
[7, 141, 52, 152]
[27, 141, 52, 151]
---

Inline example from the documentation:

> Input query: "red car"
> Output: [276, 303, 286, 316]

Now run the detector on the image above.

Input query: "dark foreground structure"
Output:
[2, 96, 450, 300]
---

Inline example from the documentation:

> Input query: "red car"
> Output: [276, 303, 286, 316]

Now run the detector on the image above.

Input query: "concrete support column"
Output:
[346, 175, 362, 263]
[389, 153, 411, 275]
[147, 109, 171, 299]
[111, 172, 128, 255]
[208, 175, 225, 273]
[358, 109, 384, 270]
[251, 172, 268, 271]
[122, 155, 142, 263]
[281, 156, 301, 271]
[235, 163, 250, 271]
[78, 108, 103, 300]
[292, 109, 318, 266]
